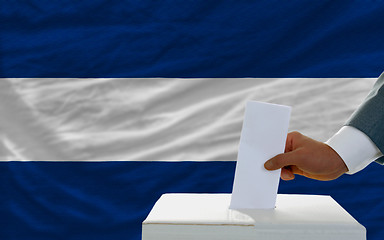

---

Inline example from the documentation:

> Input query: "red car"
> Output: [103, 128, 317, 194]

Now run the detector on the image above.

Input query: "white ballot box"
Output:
[142, 194, 365, 240]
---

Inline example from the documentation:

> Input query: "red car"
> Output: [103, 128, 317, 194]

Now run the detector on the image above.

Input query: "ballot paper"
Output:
[230, 101, 291, 209]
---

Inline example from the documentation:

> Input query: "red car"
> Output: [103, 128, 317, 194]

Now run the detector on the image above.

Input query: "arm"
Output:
[326, 126, 383, 174]
[345, 72, 384, 165]
[265, 72, 384, 180]
[264, 131, 348, 181]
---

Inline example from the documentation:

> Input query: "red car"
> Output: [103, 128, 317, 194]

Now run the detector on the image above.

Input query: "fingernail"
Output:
[264, 161, 273, 170]
[281, 170, 289, 179]
[281, 171, 294, 180]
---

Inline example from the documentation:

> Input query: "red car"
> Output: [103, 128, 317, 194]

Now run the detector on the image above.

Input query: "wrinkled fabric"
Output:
[0, 78, 375, 160]
[2, 1, 384, 78]
[2, 1, 384, 240]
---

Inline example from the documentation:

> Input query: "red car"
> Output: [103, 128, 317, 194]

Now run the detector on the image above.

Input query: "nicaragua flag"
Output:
[1, 1, 384, 240]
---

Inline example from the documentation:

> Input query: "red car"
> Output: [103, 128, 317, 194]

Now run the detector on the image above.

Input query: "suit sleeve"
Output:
[346, 72, 384, 164]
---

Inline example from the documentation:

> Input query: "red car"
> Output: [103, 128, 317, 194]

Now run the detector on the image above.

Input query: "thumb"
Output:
[264, 151, 299, 170]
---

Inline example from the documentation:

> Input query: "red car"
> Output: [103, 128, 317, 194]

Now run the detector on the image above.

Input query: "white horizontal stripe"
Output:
[0, 159, 234, 162]
[0, 78, 376, 161]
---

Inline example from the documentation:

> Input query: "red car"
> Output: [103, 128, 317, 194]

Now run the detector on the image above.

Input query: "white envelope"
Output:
[230, 101, 291, 209]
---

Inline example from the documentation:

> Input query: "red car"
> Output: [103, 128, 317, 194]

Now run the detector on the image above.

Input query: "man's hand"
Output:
[264, 131, 348, 181]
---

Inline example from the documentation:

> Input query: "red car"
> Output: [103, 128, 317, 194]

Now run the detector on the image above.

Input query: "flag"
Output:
[1, 1, 384, 240]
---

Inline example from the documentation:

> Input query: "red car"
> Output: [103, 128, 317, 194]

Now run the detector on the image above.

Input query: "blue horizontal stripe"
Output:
[2, 1, 384, 78]
[1, 161, 383, 240]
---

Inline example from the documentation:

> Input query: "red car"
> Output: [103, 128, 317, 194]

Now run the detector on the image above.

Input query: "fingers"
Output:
[269, 131, 304, 171]
[264, 151, 299, 171]
[284, 131, 302, 153]
[281, 167, 295, 180]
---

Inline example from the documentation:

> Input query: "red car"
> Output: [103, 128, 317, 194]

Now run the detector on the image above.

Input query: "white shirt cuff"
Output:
[325, 126, 383, 174]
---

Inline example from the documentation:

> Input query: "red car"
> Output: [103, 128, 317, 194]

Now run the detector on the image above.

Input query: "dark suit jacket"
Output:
[346, 72, 384, 164]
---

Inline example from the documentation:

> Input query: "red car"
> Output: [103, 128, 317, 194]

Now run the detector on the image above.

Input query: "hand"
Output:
[264, 131, 348, 181]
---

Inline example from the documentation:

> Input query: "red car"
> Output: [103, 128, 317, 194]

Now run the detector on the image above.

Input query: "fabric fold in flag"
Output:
[2, 1, 384, 240]
[0, 78, 374, 161]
